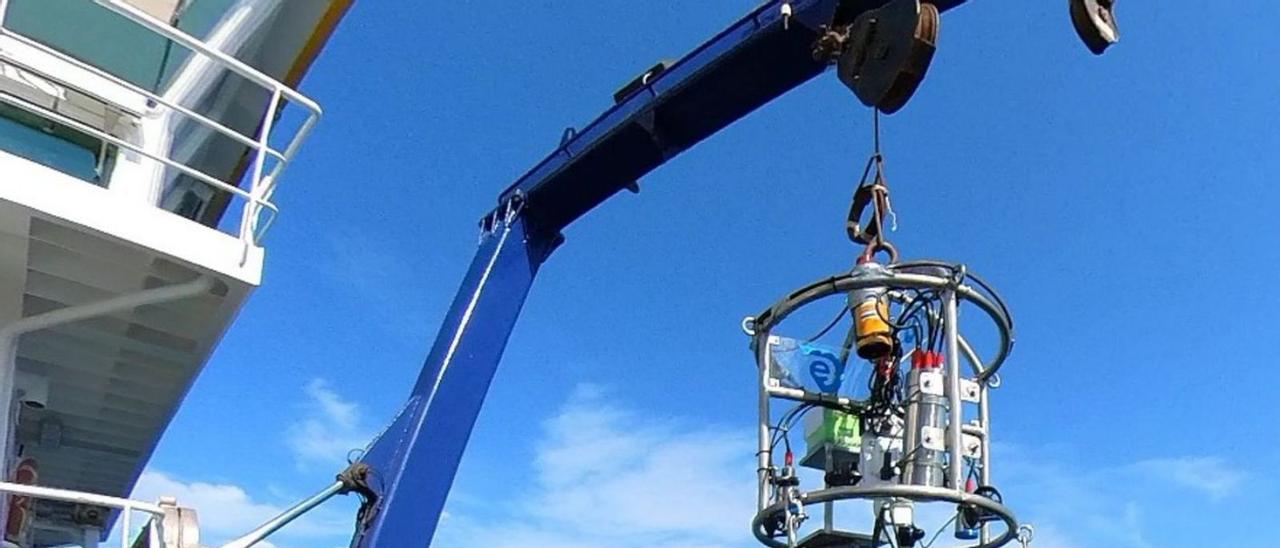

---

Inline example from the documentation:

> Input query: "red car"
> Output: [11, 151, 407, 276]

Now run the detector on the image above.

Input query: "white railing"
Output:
[0, 0, 323, 246]
[0, 481, 167, 547]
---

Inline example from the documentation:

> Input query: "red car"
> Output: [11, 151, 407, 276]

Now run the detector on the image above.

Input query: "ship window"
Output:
[161, 178, 215, 222]
[0, 103, 111, 185]
[172, 188, 207, 220]
[1, 0, 239, 93]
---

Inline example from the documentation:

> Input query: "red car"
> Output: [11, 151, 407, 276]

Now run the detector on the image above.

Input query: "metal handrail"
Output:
[0, 29, 287, 162]
[0, 481, 167, 548]
[91, 0, 322, 116]
[0, 92, 276, 216]
[97, 0, 322, 243]
[0, 0, 324, 246]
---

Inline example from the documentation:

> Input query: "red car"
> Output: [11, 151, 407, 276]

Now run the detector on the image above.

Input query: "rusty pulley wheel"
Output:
[837, 0, 940, 114]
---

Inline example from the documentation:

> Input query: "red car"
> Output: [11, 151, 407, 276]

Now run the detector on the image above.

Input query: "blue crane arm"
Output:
[495, 0, 963, 232]
[351, 1, 967, 546]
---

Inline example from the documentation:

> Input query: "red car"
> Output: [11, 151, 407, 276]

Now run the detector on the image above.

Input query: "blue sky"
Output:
[129, 1, 1278, 547]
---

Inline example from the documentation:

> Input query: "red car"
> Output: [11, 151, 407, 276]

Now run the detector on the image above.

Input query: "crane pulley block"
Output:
[1071, 0, 1120, 55]
[833, 0, 940, 114]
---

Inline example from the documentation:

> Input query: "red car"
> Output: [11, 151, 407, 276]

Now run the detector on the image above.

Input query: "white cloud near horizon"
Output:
[123, 381, 1252, 548]
[529, 385, 756, 541]
[436, 384, 758, 547]
[130, 470, 352, 547]
[437, 385, 1255, 548]
[121, 379, 376, 548]
[995, 445, 1251, 548]
[1128, 456, 1245, 502]
[131, 470, 282, 539]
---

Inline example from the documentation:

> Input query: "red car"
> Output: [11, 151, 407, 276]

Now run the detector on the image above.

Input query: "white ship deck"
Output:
[0, 160, 251, 499]
[0, 0, 353, 545]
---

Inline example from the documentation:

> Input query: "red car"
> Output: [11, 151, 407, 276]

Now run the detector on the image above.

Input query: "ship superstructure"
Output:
[0, 1, 350, 545]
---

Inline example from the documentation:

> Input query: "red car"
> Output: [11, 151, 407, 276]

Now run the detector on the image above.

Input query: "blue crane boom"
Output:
[350, 1, 968, 545]
[495, 0, 963, 233]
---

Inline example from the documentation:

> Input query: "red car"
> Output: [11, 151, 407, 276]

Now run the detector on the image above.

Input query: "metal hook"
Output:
[1017, 523, 1035, 547]
[861, 240, 899, 265]
[986, 372, 1002, 389]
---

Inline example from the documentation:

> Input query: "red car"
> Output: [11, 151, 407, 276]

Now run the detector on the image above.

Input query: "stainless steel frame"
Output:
[749, 263, 1017, 547]
[751, 485, 1019, 548]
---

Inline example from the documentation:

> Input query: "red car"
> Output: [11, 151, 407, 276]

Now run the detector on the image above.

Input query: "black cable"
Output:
[928, 299, 944, 352]
[922, 513, 960, 548]
[873, 108, 882, 156]
[838, 325, 857, 368]
[895, 290, 933, 326]
[872, 510, 888, 548]
[896, 290, 941, 352]
[904, 316, 923, 351]
[895, 289, 940, 351]
[778, 403, 814, 431]
[894, 260, 1015, 330]
[768, 426, 788, 454]
[805, 308, 849, 343]
[962, 270, 1014, 329]
[862, 355, 904, 434]
[769, 403, 816, 453]
[967, 460, 981, 487]
[877, 291, 930, 334]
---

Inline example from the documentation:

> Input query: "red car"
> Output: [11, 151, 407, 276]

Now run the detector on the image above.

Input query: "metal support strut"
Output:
[220, 463, 377, 548]
[352, 195, 557, 546]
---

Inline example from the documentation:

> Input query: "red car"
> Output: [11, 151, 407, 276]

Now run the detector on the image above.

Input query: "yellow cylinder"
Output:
[854, 297, 893, 360]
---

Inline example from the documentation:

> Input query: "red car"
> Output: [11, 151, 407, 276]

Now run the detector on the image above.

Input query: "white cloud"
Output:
[129, 470, 352, 546]
[529, 385, 756, 541]
[117, 381, 377, 547]
[132, 470, 282, 538]
[439, 386, 1018, 548]
[1129, 456, 1245, 502]
[998, 450, 1155, 548]
[994, 445, 1251, 548]
[436, 387, 1256, 548]
[286, 379, 375, 470]
[436, 384, 758, 547]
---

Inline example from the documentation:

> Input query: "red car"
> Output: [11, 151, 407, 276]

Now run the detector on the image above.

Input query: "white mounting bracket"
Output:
[960, 379, 981, 403]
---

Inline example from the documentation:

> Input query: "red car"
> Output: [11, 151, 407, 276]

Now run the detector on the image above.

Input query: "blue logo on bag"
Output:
[801, 344, 844, 393]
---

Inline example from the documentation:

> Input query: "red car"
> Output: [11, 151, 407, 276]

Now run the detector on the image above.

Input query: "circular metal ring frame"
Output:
[752, 485, 1021, 548]
[751, 265, 1013, 383]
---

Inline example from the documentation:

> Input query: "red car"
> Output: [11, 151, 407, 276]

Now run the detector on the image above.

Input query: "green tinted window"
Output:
[0, 103, 106, 184]
[3, 0, 237, 93]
